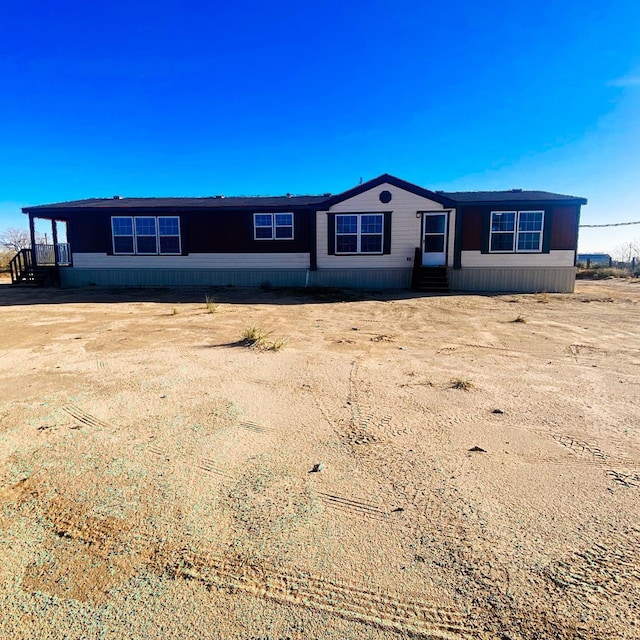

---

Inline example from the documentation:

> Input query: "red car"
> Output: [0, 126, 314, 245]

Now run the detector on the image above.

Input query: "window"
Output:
[336, 214, 383, 254]
[253, 213, 294, 240]
[112, 217, 134, 254]
[158, 217, 181, 254]
[135, 217, 157, 254]
[490, 210, 544, 253]
[111, 216, 181, 255]
[517, 211, 544, 251]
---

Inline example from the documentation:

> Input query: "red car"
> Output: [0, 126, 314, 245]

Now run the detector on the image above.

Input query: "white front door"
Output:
[422, 213, 448, 266]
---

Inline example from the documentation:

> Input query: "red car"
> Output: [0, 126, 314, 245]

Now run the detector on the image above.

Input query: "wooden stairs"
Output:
[9, 249, 59, 287]
[412, 265, 449, 293]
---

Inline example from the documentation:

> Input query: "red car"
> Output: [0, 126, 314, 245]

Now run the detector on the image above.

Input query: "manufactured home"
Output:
[14, 174, 587, 292]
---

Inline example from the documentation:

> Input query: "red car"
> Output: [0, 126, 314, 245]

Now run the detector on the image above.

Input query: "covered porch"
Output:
[9, 213, 72, 286]
[28, 212, 72, 267]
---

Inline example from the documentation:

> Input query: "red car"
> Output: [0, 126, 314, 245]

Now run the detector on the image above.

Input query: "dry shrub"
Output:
[204, 294, 219, 314]
[451, 378, 473, 390]
[241, 326, 287, 351]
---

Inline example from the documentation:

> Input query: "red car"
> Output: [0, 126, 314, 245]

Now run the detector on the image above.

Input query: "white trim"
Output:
[489, 210, 545, 254]
[461, 250, 574, 268]
[335, 213, 384, 255]
[253, 212, 294, 240]
[111, 215, 182, 256]
[421, 211, 448, 266]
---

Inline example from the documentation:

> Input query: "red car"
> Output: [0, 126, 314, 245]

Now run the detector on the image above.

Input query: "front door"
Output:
[422, 213, 448, 266]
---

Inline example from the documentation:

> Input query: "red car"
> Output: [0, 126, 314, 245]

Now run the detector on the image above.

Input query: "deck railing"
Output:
[56, 243, 71, 265]
[34, 243, 71, 266]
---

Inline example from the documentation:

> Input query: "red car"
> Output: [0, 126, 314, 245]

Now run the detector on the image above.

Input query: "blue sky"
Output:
[1, 0, 639, 253]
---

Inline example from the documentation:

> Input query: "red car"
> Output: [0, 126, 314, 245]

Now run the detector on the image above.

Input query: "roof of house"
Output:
[22, 174, 587, 213]
[441, 189, 588, 204]
[23, 194, 331, 211]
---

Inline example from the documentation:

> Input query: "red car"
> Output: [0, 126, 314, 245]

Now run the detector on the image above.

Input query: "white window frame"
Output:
[253, 212, 294, 240]
[335, 213, 384, 255]
[111, 215, 181, 255]
[135, 216, 158, 255]
[157, 216, 182, 255]
[112, 216, 135, 255]
[489, 210, 544, 253]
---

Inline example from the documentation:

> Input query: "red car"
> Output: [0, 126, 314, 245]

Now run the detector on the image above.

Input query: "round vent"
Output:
[379, 190, 392, 204]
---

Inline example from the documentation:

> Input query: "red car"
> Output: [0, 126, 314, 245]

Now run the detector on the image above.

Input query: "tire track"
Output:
[346, 359, 392, 445]
[567, 343, 608, 363]
[10, 480, 470, 638]
[167, 549, 471, 639]
[550, 433, 634, 466]
[604, 469, 640, 489]
[176, 345, 220, 374]
[238, 421, 268, 434]
[146, 440, 233, 480]
[176, 346, 197, 363]
[61, 404, 109, 430]
[317, 492, 389, 521]
[545, 527, 640, 599]
[197, 458, 233, 479]
[516, 454, 606, 467]
[550, 434, 608, 461]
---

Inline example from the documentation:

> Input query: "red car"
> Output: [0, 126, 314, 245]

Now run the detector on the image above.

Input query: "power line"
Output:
[580, 220, 640, 228]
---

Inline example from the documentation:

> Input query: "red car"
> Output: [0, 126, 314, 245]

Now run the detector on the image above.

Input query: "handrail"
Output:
[8, 248, 33, 284]
[411, 246, 422, 288]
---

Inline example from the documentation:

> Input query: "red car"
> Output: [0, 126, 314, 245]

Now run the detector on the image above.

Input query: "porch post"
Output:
[51, 219, 59, 266]
[29, 213, 37, 265]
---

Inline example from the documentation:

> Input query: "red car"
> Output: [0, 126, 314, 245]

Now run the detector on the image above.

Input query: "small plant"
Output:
[205, 294, 218, 314]
[538, 292, 549, 304]
[171, 307, 179, 315]
[241, 326, 288, 351]
[512, 314, 527, 323]
[241, 326, 270, 349]
[451, 378, 473, 390]
[264, 336, 288, 351]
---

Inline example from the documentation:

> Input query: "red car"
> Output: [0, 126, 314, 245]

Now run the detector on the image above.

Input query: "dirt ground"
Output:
[0, 277, 639, 640]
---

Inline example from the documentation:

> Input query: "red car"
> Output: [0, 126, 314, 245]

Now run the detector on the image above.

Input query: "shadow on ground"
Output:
[0, 283, 453, 307]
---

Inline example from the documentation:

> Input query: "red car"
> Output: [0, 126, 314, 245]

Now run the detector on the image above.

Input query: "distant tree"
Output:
[0, 227, 30, 253]
[612, 239, 640, 265]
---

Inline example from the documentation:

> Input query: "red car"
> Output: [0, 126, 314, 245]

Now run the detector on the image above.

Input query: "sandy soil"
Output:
[0, 278, 639, 639]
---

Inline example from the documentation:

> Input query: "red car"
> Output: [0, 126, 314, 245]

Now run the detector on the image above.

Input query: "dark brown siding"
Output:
[66, 208, 313, 255]
[184, 210, 311, 254]
[68, 212, 113, 253]
[550, 205, 578, 250]
[460, 205, 579, 254]
[461, 207, 483, 251]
